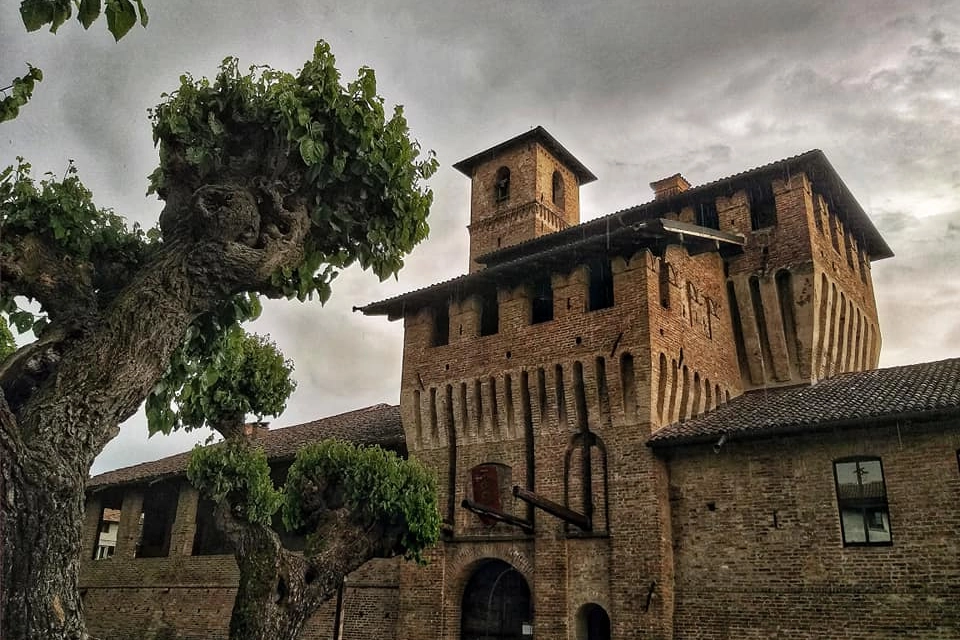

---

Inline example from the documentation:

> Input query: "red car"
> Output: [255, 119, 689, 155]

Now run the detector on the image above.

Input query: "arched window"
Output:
[461, 560, 531, 640]
[552, 170, 565, 209]
[576, 603, 611, 640]
[495, 166, 511, 203]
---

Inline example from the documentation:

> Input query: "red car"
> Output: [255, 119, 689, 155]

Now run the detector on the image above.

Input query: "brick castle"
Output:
[80, 127, 960, 639]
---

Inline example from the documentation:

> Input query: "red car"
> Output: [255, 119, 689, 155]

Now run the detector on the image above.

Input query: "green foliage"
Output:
[284, 440, 441, 561]
[0, 317, 15, 362]
[0, 66, 42, 124]
[146, 325, 295, 436]
[187, 439, 282, 526]
[19, 0, 147, 39]
[0, 158, 150, 333]
[148, 41, 439, 301]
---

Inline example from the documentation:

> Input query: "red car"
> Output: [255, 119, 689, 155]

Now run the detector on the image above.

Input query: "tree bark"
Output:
[0, 182, 310, 639]
[215, 502, 401, 640]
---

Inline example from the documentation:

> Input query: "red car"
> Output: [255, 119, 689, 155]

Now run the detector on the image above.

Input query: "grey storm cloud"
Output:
[2, 0, 959, 474]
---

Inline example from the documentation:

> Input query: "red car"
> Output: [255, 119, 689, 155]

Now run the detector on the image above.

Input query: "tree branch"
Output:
[0, 234, 97, 326]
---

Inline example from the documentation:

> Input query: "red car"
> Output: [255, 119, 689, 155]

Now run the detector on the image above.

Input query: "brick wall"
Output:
[665, 419, 960, 639]
[80, 481, 401, 640]
[466, 141, 582, 270]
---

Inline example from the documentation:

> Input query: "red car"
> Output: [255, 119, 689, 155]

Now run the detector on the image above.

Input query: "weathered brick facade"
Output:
[81, 128, 960, 639]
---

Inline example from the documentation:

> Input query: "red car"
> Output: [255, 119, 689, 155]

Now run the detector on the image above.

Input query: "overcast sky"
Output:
[2, 0, 958, 474]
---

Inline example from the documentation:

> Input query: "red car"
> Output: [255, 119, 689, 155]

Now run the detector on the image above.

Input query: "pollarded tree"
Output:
[161, 328, 439, 640]
[0, 42, 436, 640]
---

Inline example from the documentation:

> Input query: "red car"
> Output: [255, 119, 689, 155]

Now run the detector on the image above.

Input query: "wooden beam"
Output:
[460, 499, 534, 534]
[512, 486, 591, 531]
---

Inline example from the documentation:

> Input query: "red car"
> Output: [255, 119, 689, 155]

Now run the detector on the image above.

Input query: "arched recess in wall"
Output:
[678, 365, 691, 421]
[692, 371, 702, 418]
[837, 292, 848, 375]
[656, 353, 668, 423]
[775, 269, 799, 377]
[726, 281, 751, 383]
[461, 559, 532, 640]
[620, 352, 637, 420]
[446, 384, 458, 524]
[816, 274, 830, 375]
[575, 603, 612, 640]
[552, 170, 565, 210]
[563, 432, 609, 532]
[494, 166, 511, 203]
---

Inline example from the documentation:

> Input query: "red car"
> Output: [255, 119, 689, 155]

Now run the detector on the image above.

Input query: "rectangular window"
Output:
[695, 200, 720, 230]
[531, 277, 553, 324]
[587, 259, 614, 311]
[432, 303, 449, 346]
[192, 497, 229, 556]
[748, 181, 777, 230]
[833, 458, 892, 546]
[479, 289, 499, 336]
[136, 482, 178, 558]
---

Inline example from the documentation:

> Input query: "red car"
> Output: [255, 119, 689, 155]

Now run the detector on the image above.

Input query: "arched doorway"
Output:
[575, 603, 611, 640]
[461, 559, 531, 640]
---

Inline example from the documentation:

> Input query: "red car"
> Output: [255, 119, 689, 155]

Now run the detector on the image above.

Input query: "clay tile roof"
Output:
[87, 404, 403, 490]
[649, 358, 960, 447]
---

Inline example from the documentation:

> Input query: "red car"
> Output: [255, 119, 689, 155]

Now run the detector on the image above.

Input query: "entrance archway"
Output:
[575, 603, 611, 640]
[460, 559, 531, 640]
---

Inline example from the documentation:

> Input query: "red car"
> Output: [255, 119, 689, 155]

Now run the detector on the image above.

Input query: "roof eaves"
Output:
[647, 404, 960, 449]
[452, 126, 597, 185]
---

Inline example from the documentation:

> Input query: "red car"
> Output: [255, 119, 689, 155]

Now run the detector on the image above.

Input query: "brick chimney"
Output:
[650, 174, 691, 200]
[242, 422, 269, 439]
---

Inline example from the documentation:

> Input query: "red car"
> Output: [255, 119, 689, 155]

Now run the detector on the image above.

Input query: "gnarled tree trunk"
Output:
[215, 498, 401, 640]
[0, 182, 310, 639]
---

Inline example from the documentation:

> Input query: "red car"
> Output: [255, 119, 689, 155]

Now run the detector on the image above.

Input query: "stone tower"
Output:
[452, 126, 597, 272]
[360, 130, 891, 640]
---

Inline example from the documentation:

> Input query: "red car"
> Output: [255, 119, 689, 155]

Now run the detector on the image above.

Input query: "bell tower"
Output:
[453, 126, 596, 272]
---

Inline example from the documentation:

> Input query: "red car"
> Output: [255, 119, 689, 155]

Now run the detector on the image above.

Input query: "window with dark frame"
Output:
[586, 259, 614, 311]
[833, 457, 892, 546]
[495, 166, 511, 203]
[748, 181, 777, 230]
[531, 276, 553, 324]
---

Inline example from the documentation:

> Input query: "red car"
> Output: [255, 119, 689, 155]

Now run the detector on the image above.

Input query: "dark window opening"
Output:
[531, 277, 554, 324]
[659, 261, 671, 308]
[587, 260, 614, 311]
[92, 491, 123, 561]
[748, 181, 777, 230]
[461, 560, 531, 640]
[695, 200, 720, 230]
[834, 457, 891, 546]
[136, 482, 178, 558]
[576, 603, 611, 640]
[479, 289, 499, 336]
[552, 170, 565, 210]
[495, 166, 510, 203]
[192, 497, 229, 555]
[432, 304, 449, 347]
